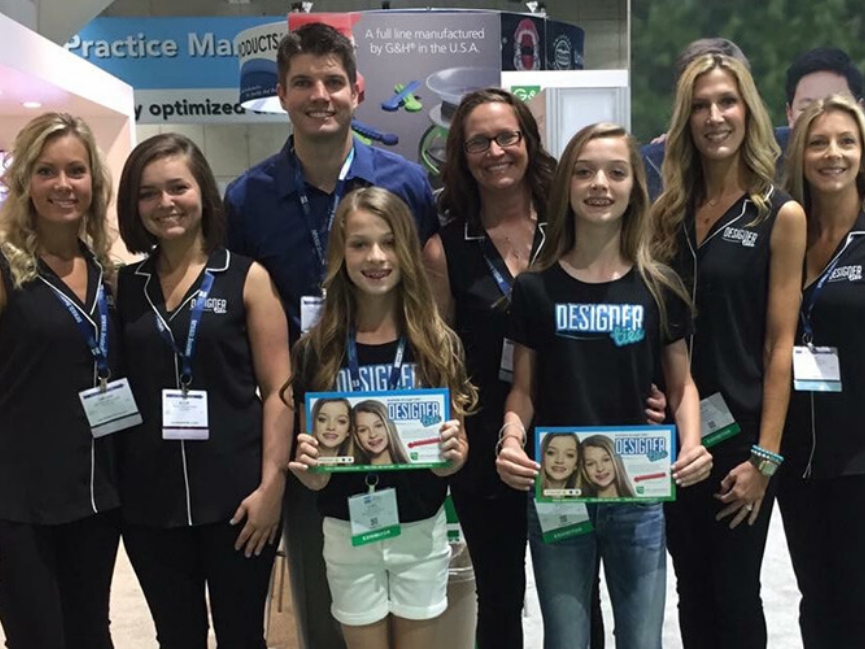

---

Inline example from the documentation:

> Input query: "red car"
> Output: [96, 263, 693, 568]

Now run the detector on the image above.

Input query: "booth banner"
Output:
[305, 389, 451, 473]
[534, 425, 678, 504]
[66, 17, 287, 123]
[347, 10, 502, 168]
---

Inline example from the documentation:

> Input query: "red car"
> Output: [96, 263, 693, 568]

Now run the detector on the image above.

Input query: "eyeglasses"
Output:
[463, 130, 523, 154]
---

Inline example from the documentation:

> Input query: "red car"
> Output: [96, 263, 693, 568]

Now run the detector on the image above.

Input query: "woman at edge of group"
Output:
[0, 113, 120, 648]
[115, 133, 291, 648]
[496, 121, 711, 649]
[423, 88, 640, 649]
[779, 94, 865, 649]
[651, 53, 807, 649]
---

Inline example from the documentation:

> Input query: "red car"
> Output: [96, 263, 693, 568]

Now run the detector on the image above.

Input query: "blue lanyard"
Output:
[480, 244, 512, 297]
[477, 223, 544, 297]
[292, 142, 355, 276]
[346, 328, 406, 392]
[154, 271, 215, 387]
[45, 281, 110, 381]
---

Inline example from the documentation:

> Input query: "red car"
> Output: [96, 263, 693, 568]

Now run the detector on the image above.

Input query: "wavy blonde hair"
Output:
[783, 94, 865, 212]
[292, 187, 477, 417]
[0, 113, 113, 287]
[651, 54, 779, 263]
[534, 122, 692, 337]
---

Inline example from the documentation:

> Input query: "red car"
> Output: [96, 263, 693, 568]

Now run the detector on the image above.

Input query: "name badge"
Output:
[162, 389, 209, 440]
[535, 500, 593, 543]
[78, 378, 142, 438]
[700, 392, 740, 447]
[348, 487, 400, 547]
[793, 345, 842, 392]
[300, 295, 325, 334]
[499, 338, 515, 383]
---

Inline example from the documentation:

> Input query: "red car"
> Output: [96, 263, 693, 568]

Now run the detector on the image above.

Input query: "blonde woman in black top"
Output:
[0, 113, 120, 648]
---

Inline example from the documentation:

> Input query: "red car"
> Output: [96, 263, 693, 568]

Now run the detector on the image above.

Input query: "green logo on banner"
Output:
[511, 85, 541, 102]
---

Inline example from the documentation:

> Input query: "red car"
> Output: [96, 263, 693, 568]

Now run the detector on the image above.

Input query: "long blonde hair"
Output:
[0, 113, 113, 287]
[783, 94, 865, 212]
[651, 54, 779, 263]
[534, 122, 692, 337]
[293, 187, 477, 417]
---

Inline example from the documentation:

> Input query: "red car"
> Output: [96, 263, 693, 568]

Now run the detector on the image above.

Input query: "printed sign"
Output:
[306, 389, 450, 472]
[66, 17, 287, 124]
[534, 425, 677, 503]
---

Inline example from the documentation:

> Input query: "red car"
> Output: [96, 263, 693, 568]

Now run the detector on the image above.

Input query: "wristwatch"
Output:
[749, 455, 779, 477]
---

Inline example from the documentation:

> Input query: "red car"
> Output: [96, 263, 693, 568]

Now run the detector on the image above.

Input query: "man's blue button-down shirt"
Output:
[224, 136, 438, 342]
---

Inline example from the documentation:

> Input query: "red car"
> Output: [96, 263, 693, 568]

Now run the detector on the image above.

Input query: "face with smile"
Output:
[689, 67, 747, 164]
[344, 209, 401, 299]
[569, 136, 634, 228]
[278, 53, 358, 143]
[788, 71, 853, 127]
[583, 446, 616, 493]
[803, 109, 863, 197]
[29, 134, 93, 229]
[137, 155, 203, 245]
[463, 101, 529, 195]
[355, 411, 391, 464]
[313, 401, 351, 455]
[543, 436, 579, 489]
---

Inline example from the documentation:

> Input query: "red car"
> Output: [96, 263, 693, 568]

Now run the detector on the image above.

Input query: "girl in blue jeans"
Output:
[496, 123, 713, 649]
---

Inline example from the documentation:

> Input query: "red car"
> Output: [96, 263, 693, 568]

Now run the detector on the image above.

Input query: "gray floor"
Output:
[0, 505, 801, 648]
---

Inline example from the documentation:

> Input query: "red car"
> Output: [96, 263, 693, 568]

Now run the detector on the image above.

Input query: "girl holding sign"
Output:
[780, 94, 865, 648]
[288, 187, 476, 649]
[115, 133, 291, 647]
[496, 123, 712, 649]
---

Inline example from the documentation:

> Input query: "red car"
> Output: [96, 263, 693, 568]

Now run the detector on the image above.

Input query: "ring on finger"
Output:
[745, 503, 753, 512]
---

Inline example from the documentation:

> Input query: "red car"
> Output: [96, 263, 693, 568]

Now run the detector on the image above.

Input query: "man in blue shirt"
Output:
[225, 23, 438, 344]
[224, 22, 438, 649]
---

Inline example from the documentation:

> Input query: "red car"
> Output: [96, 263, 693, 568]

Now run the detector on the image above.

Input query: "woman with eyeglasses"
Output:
[423, 89, 665, 648]
[422, 88, 554, 649]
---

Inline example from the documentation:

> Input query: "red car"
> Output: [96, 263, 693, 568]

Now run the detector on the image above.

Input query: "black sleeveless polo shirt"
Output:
[672, 188, 790, 447]
[438, 219, 546, 496]
[0, 246, 120, 524]
[117, 248, 263, 528]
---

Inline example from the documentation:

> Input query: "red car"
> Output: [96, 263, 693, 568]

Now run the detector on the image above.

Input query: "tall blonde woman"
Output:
[652, 54, 807, 649]
[780, 94, 865, 649]
[0, 113, 121, 648]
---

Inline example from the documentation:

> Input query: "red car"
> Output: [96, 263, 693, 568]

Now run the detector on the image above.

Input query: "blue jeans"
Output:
[528, 500, 666, 649]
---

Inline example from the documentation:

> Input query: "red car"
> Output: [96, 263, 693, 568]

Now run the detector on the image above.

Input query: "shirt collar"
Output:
[134, 247, 230, 278]
[276, 134, 375, 198]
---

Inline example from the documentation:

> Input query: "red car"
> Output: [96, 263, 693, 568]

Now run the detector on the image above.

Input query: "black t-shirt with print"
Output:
[508, 263, 690, 456]
[293, 339, 447, 522]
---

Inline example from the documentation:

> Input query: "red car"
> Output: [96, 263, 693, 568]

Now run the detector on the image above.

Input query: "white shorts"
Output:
[322, 506, 451, 626]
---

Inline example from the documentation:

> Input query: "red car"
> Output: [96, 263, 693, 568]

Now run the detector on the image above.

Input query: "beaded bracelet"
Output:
[751, 445, 784, 464]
